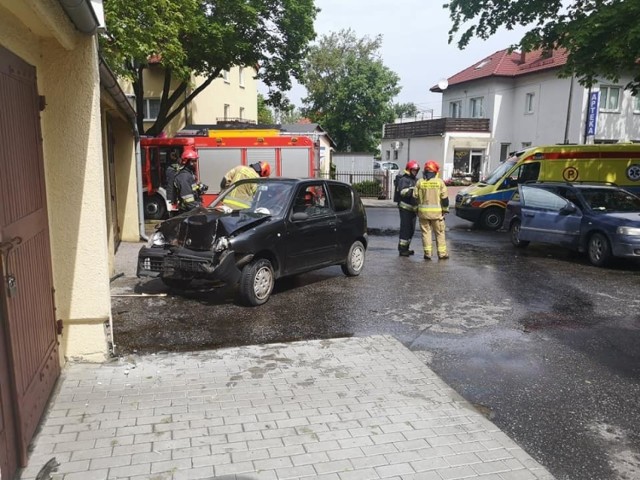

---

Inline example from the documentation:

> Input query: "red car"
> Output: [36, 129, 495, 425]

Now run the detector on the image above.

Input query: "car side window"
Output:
[327, 184, 353, 212]
[522, 187, 568, 211]
[292, 184, 331, 217]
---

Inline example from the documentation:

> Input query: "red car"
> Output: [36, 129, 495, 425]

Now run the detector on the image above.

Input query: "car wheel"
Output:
[161, 277, 192, 290]
[239, 258, 275, 306]
[587, 232, 611, 267]
[341, 240, 366, 276]
[510, 220, 530, 248]
[144, 194, 167, 220]
[479, 207, 504, 230]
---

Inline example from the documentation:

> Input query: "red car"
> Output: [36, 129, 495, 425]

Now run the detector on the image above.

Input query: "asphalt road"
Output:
[111, 208, 640, 480]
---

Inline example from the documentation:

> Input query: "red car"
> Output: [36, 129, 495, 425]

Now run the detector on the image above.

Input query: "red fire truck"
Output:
[140, 135, 320, 219]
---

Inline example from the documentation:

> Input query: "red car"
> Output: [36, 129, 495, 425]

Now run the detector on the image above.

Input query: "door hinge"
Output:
[56, 319, 63, 335]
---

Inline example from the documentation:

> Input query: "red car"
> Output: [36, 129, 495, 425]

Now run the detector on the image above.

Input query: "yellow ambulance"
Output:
[455, 144, 640, 229]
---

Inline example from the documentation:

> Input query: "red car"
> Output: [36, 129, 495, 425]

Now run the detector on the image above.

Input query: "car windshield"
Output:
[484, 159, 517, 185]
[210, 180, 293, 217]
[579, 188, 640, 212]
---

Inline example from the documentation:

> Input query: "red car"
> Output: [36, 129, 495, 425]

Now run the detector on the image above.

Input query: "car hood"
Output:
[158, 207, 272, 250]
[594, 211, 640, 226]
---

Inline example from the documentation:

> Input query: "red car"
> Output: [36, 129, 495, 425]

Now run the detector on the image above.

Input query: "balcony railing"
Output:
[383, 117, 490, 139]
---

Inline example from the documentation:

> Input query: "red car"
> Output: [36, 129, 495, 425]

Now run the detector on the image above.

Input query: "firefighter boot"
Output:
[399, 245, 412, 257]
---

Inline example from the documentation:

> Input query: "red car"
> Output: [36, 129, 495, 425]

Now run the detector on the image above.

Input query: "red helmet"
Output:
[260, 161, 271, 177]
[406, 160, 420, 171]
[180, 148, 198, 164]
[424, 160, 440, 173]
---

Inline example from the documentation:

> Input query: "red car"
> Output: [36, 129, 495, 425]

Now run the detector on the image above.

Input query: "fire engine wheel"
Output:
[144, 195, 167, 220]
[341, 240, 365, 276]
[239, 258, 275, 306]
[479, 207, 504, 230]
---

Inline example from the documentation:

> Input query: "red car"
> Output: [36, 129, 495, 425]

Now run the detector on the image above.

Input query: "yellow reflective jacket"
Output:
[414, 176, 449, 220]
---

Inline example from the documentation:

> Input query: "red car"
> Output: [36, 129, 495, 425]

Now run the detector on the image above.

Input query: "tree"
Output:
[300, 29, 401, 153]
[257, 94, 274, 124]
[101, 0, 317, 135]
[446, 0, 640, 92]
[393, 102, 419, 120]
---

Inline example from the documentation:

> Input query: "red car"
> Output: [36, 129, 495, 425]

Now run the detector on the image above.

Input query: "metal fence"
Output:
[317, 171, 394, 199]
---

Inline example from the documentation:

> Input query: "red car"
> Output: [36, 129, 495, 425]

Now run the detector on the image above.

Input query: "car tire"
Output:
[510, 220, 530, 248]
[161, 277, 192, 290]
[341, 240, 366, 276]
[479, 207, 504, 230]
[587, 232, 611, 267]
[144, 194, 167, 220]
[239, 258, 275, 306]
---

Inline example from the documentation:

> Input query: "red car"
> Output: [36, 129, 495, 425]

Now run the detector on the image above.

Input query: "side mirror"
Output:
[559, 203, 577, 215]
[291, 212, 309, 222]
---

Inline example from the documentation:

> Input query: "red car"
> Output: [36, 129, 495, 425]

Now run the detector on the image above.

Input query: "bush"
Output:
[352, 180, 382, 197]
[445, 177, 473, 186]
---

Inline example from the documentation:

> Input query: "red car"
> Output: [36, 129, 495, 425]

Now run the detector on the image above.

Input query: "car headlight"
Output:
[617, 226, 640, 236]
[147, 231, 166, 247]
[463, 196, 474, 206]
[214, 236, 230, 252]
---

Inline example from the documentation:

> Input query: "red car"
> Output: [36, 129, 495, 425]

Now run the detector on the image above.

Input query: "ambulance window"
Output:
[518, 162, 540, 184]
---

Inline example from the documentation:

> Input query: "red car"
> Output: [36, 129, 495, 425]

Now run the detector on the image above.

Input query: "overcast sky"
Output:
[272, 0, 528, 117]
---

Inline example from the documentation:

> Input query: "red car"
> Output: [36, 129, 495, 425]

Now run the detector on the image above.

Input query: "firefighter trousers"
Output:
[398, 208, 417, 251]
[419, 217, 447, 258]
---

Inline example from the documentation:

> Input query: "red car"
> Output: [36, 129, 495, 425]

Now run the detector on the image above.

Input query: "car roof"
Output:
[231, 177, 353, 187]
[523, 181, 621, 191]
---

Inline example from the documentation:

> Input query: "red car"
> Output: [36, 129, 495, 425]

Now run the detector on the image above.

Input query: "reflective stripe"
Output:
[225, 198, 250, 209]
[399, 201, 416, 211]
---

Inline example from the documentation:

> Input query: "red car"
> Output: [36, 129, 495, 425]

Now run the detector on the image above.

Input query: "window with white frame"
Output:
[222, 70, 229, 82]
[385, 150, 390, 160]
[142, 98, 161, 121]
[224, 104, 230, 119]
[470, 97, 484, 118]
[599, 86, 621, 112]
[239, 107, 245, 119]
[522, 141, 532, 148]
[525, 93, 535, 114]
[634, 95, 640, 114]
[239, 67, 245, 87]
[449, 101, 462, 118]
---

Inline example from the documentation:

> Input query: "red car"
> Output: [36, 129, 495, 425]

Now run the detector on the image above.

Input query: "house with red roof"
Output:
[382, 48, 640, 183]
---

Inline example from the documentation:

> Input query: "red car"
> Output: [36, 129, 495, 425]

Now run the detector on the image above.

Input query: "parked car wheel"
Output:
[341, 240, 365, 276]
[587, 232, 611, 267]
[239, 258, 275, 306]
[510, 220, 530, 248]
[161, 277, 192, 290]
[479, 207, 504, 230]
[144, 194, 167, 220]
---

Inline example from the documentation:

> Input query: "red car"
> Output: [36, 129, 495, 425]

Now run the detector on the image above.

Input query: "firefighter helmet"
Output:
[424, 160, 440, 173]
[180, 148, 198, 164]
[259, 161, 271, 177]
[406, 160, 420, 171]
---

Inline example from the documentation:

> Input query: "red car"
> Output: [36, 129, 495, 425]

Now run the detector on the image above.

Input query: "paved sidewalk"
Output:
[20, 336, 553, 480]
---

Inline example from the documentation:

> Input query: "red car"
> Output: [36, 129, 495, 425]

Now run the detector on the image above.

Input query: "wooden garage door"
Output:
[0, 46, 60, 475]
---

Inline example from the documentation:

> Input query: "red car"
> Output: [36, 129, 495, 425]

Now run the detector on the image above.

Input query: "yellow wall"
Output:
[0, 1, 112, 361]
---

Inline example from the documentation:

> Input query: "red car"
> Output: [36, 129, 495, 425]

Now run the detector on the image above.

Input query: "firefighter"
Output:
[413, 160, 449, 260]
[395, 160, 420, 256]
[174, 148, 208, 213]
[165, 149, 181, 213]
[220, 161, 271, 191]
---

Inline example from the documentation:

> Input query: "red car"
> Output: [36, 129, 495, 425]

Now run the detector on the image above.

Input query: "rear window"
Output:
[328, 184, 353, 212]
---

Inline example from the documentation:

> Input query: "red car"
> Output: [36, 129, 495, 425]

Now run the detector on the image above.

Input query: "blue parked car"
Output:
[503, 183, 640, 266]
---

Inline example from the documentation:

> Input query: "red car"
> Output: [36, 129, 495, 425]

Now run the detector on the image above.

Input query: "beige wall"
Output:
[135, 65, 259, 136]
[0, 1, 112, 361]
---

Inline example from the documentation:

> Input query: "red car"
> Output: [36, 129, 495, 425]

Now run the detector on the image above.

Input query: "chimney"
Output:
[520, 51, 526, 64]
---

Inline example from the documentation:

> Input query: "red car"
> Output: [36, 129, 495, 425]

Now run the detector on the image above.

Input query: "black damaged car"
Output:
[137, 178, 368, 305]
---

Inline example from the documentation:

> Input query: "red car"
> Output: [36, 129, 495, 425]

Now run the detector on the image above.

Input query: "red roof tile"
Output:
[430, 48, 569, 92]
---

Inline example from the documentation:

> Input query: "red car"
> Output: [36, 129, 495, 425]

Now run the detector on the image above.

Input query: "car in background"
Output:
[373, 161, 400, 173]
[137, 178, 368, 305]
[503, 182, 640, 266]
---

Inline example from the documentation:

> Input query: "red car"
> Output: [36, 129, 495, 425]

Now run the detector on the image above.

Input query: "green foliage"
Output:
[257, 94, 274, 124]
[393, 102, 419, 119]
[445, 0, 640, 93]
[352, 180, 383, 198]
[101, 0, 317, 135]
[300, 29, 401, 153]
